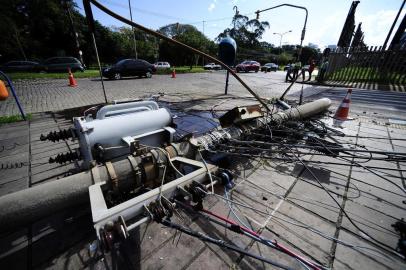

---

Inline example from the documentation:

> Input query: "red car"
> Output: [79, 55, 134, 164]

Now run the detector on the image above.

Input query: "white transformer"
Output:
[73, 100, 175, 168]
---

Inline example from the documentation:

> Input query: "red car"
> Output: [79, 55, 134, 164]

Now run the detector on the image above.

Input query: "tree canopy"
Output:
[158, 23, 217, 66]
[0, 0, 321, 67]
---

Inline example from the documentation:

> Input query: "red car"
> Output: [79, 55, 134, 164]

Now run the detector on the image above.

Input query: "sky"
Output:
[74, 0, 406, 48]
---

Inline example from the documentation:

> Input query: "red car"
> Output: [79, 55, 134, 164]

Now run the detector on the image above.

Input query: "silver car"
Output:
[154, 62, 171, 69]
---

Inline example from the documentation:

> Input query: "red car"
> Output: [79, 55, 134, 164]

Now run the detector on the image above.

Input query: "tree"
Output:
[216, 14, 269, 49]
[299, 46, 320, 64]
[158, 23, 217, 66]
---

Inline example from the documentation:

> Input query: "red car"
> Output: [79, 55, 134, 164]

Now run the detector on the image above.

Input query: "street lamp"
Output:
[256, 4, 308, 58]
[273, 30, 292, 55]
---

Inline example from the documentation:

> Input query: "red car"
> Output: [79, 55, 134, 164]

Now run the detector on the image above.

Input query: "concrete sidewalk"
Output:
[1, 94, 406, 269]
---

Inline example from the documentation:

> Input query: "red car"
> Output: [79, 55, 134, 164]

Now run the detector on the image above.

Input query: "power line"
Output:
[98, 0, 254, 28]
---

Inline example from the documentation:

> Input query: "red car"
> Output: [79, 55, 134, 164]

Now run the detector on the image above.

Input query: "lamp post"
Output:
[256, 4, 308, 59]
[273, 30, 292, 55]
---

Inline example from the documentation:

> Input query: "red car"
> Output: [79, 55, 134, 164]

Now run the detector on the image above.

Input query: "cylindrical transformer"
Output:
[74, 101, 172, 166]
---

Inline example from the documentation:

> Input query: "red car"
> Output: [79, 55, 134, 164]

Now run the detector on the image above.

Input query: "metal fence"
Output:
[323, 46, 406, 86]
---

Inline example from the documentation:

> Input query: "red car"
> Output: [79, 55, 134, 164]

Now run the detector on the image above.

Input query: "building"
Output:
[327, 44, 337, 50]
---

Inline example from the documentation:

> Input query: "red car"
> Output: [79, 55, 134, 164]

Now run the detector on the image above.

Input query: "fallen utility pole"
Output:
[0, 98, 331, 232]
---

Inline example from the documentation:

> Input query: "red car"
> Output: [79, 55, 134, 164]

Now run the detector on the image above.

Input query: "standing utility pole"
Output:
[128, 0, 138, 59]
[63, 0, 84, 65]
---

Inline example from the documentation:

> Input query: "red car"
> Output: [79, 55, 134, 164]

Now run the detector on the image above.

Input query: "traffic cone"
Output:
[171, 67, 176, 78]
[68, 68, 77, 87]
[334, 88, 352, 121]
[0, 80, 9, 101]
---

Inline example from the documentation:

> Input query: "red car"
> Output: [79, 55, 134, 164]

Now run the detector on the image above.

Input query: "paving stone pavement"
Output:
[0, 72, 309, 116]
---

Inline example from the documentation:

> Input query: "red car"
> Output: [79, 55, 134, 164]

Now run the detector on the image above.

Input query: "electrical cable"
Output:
[280, 144, 404, 259]
[311, 136, 406, 195]
[198, 150, 214, 194]
[202, 187, 397, 264]
[86, 0, 271, 111]
[159, 218, 295, 270]
[175, 200, 324, 270]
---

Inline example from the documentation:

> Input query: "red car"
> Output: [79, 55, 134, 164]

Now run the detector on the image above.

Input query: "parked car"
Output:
[102, 59, 156, 80]
[42, 57, 84, 72]
[204, 63, 221, 70]
[154, 62, 171, 69]
[0, 61, 40, 72]
[302, 65, 310, 71]
[236, 61, 260, 73]
[261, 63, 279, 72]
[284, 64, 293, 71]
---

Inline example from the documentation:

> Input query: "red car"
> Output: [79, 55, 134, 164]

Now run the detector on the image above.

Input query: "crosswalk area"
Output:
[308, 87, 406, 113]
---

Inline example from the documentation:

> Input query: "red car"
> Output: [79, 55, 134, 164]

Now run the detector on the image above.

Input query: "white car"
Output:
[204, 63, 221, 70]
[154, 62, 171, 69]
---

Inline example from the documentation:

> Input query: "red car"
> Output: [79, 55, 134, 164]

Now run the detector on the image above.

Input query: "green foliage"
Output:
[0, 0, 160, 65]
[0, 113, 32, 124]
[278, 53, 293, 65]
[158, 23, 217, 66]
[155, 66, 206, 74]
[6, 70, 100, 80]
[5, 67, 206, 80]
[328, 66, 404, 84]
[216, 14, 270, 49]
[299, 46, 320, 64]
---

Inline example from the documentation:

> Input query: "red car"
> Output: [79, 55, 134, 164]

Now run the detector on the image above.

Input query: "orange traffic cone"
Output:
[171, 67, 176, 78]
[68, 68, 77, 87]
[0, 80, 9, 101]
[334, 88, 352, 121]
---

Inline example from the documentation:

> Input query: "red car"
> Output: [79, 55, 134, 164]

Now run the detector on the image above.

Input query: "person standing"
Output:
[307, 59, 316, 81]
[285, 62, 293, 82]
[292, 59, 302, 81]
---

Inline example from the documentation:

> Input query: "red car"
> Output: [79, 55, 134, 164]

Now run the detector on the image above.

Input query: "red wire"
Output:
[201, 208, 322, 270]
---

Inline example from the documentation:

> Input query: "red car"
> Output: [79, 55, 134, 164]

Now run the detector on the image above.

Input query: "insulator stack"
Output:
[49, 151, 81, 164]
[40, 128, 76, 142]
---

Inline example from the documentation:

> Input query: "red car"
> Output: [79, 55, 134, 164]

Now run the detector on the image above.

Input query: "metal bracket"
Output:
[105, 162, 118, 190]
[91, 165, 102, 184]
[127, 155, 142, 187]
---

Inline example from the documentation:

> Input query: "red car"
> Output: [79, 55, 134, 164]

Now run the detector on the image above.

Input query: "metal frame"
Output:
[89, 156, 217, 237]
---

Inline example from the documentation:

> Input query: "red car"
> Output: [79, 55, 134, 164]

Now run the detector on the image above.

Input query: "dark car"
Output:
[102, 59, 156, 80]
[236, 61, 260, 73]
[261, 63, 279, 72]
[42, 57, 84, 73]
[0, 61, 40, 72]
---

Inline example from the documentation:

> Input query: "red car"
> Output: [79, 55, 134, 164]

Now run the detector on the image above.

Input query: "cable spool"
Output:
[0, 80, 9, 101]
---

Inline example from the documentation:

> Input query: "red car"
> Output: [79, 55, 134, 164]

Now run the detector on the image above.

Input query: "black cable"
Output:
[86, 0, 270, 111]
[159, 219, 295, 270]
[175, 200, 325, 270]
[312, 136, 406, 195]
[281, 143, 404, 259]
